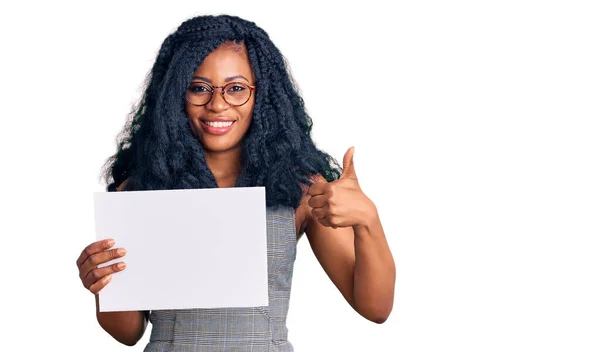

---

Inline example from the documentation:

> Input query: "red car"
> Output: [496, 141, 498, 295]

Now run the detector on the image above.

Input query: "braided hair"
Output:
[102, 14, 341, 208]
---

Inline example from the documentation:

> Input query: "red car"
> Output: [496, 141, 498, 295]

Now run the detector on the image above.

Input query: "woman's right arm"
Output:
[77, 239, 148, 346]
[95, 279, 148, 345]
[76, 180, 148, 346]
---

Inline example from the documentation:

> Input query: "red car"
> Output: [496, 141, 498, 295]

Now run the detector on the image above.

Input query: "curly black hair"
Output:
[102, 14, 341, 208]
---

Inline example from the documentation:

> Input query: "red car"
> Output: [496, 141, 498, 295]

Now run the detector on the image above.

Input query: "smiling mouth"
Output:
[200, 120, 237, 135]
[202, 120, 235, 128]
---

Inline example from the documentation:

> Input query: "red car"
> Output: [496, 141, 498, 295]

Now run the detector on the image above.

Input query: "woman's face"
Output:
[185, 43, 255, 153]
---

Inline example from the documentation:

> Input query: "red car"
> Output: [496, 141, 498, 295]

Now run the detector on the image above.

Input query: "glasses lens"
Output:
[186, 83, 213, 106]
[223, 82, 252, 106]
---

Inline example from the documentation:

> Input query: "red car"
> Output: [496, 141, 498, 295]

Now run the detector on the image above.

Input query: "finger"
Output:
[80, 247, 126, 280]
[311, 206, 328, 220]
[77, 239, 115, 267]
[83, 261, 126, 289]
[308, 182, 329, 196]
[88, 274, 112, 295]
[317, 216, 332, 228]
[308, 194, 328, 208]
[340, 146, 357, 180]
[328, 215, 342, 228]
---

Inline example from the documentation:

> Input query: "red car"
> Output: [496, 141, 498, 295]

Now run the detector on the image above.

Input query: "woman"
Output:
[76, 14, 395, 351]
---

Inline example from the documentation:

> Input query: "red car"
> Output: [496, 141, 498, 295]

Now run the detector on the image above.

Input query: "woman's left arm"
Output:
[303, 147, 396, 323]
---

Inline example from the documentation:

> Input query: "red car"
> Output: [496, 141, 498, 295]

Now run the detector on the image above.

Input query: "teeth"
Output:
[205, 121, 233, 128]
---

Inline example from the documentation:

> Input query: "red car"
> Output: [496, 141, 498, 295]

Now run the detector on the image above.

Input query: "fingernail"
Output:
[106, 239, 115, 247]
[105, 275, 112, 282]
[117, 248, 127, 255]
[117, 262, 126, 269]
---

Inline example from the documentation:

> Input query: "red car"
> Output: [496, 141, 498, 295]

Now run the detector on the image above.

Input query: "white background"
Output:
[1, 1, 598, 351]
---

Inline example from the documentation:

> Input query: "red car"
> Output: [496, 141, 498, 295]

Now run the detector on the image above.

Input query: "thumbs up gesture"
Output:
[308, 147, 377, 229]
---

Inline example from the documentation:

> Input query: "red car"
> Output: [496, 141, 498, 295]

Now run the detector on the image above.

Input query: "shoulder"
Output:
[294, 174, 327, 236]
[116, 178, 131, 192]
[298, 174, 326, 206]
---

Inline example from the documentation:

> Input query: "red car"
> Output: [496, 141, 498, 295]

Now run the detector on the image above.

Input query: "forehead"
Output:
[192, 43, 253, 80]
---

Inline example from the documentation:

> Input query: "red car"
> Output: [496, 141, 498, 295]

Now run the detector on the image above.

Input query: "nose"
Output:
[208, 90, 229, 112]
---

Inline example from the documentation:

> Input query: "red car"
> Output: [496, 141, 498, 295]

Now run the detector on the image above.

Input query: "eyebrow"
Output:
[192, 75, 250, 83]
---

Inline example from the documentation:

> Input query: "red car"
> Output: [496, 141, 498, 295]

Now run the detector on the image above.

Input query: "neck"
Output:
[204, 146, 242, 188]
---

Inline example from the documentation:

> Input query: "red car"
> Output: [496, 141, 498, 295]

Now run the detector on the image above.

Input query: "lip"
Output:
[200, 119, 237, 135]
[202, 116, 236, 122]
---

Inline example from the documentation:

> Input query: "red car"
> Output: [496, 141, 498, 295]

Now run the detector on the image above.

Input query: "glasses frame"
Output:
[185, 81, 256, 107]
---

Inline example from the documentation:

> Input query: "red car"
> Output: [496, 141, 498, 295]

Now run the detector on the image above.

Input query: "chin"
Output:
[198, 136, 242, 153]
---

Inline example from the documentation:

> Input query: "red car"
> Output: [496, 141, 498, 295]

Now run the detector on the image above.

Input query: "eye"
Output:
[188, 83, 212, 93]
[226, 84, 247, 93]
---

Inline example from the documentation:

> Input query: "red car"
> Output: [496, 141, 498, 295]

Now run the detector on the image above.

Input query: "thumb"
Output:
[340, 146, 357, 179]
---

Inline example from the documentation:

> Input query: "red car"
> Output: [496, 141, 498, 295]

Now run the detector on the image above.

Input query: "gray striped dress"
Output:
[143, 205, 298, 351]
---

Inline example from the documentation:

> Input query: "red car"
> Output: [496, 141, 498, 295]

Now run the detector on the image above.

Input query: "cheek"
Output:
[243, 108, 254, 122]
[186, 106, 206, 128]
[185, 104, 195, 119]
[185, 106, 201, 136]
[241, 101, 255, 122]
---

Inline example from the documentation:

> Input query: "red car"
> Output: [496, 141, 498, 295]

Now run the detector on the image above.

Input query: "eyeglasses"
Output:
[186, 81, 256, 107]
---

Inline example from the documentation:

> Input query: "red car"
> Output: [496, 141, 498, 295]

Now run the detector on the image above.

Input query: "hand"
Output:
[308, 146, 376, 229]
[76, 239, 127, 295]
